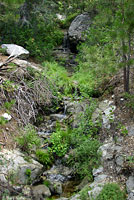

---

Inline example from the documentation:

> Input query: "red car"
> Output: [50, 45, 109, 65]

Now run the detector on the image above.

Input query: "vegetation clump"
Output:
[95, 183, 126, 200]
[36, 149, 53, 168]
[16, 124, 41, 154]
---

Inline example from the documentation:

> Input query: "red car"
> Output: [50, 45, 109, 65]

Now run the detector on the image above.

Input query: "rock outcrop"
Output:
[68, 13, 91, 52]
[0, 149, 43, 185]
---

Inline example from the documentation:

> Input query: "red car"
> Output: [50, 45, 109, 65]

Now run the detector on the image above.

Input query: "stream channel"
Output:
[36, 34, 82, 199]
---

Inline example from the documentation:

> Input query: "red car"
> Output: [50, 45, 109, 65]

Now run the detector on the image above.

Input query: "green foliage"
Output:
[95, 183, 126, 200]
[16, 124, 41, 154]
[0, 47, 7, 55]
[0, 117, 8, 125]
[59, 12, 79, 28]
[42, 61, 74, 96]
[43, 180, 51, 187]
[68, 101, 101, 179]
[79, 185, 90, 200]
[117, 123, 128, 136]
[25, 168, 32, 184]
[126, 156, 134, 167]
[25, 168, 31, 177]
[0, 80, 17, 93]
[0, 1, 64, 61]
[48, 126, 71, 157]
[68, 137, 100, 180]
[124, 93, 134, 110]
[8, 171, 18, 185]
[36, 149, 53, 167]
[3, 99, 16, 110]
[75, 41, 118, 97]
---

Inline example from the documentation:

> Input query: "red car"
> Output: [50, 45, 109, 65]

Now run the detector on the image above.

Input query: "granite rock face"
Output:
[0, 149, 43, 185]
[68, 13, 91, 52]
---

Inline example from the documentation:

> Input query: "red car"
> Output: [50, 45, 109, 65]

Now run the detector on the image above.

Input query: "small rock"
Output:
[88, 186, 103, 199]
[127, 126, 134, 136]
[50, 114, 66, 121]
[126, 176, 134, 194]
[94, 174, 107, 182]
[70, 194, 80, 200]
[116, 155, 124, 167]
[2, 113, 12, 121]
[93, 167, 104, 177]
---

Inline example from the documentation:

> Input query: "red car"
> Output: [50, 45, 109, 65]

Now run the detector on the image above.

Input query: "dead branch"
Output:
[0, 55, 18, 69]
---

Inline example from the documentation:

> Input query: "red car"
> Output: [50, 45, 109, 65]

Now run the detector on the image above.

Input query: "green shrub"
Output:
[3, 99, 16, 110]
[68, 138, 100, 179]
[0, 117, 8, 125]
[48, 127, 71, 157]
[67, 101, 101, 179]
[95, 183, 126, 200]
[36, 149, 53, 167]
[16, 124, 41, 154]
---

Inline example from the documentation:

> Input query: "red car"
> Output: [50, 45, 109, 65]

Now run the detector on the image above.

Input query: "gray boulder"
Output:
[68, 13, 91, 51]
[32, 185, 51, 199]
[43, 164, 72, 183]
[126, 177, 134, 200]
[127, 193, 134, 200]
[92, 99, 116, 129]
[49, 181, 63, 195]
[1, 44, 29, 59]
[0, 149, 43, 185]
[126, 176, 134, 194]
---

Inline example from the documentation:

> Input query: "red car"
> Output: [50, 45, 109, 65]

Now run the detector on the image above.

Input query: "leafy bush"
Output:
[95, 183, 126, 200]
[68, 137, 100, 179]
[16, 124, 41, 154]
[36, 149, 53, 167]
[48, 127, 71, 157]
[68, 101, 101, 179]
[73, 42, 118, 97]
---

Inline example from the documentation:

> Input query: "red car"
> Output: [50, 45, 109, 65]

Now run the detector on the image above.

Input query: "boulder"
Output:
[127, 192, 134, 200]
[0, 149, 43, 185]
[98, 142, 122, 161]
[127, 125, 134, 136]
[68, 13, 91, 52]
[126, 176, 134, 200]
[126, 176, 134, 194]
[92, 99, 116, 129]
[1, 44, 29, 59]
[43, 164, 72, 183]
[32, 185, 51, 199]
[49, 181, 63, 195]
